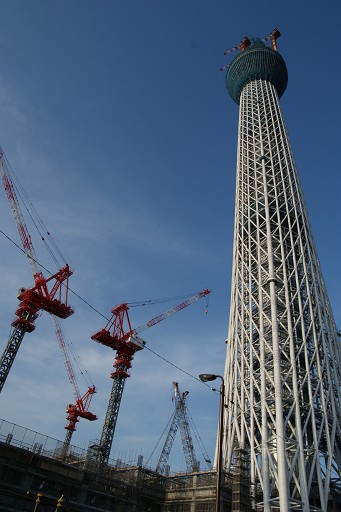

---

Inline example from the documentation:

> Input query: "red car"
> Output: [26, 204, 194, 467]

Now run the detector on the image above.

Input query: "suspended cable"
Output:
[57, 320, 95, 388]
[128, 292, 202, 308]
[187, 409, 212, 468]
[144, 345, 207, 384]
[0, 228, 110, 321]
[3, 221, 331, 478]
[146, 410, 176, 467]
[5, 155, 67, 267]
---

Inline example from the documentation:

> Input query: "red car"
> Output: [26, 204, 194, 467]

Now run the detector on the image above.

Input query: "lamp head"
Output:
[199, 373, 217, 382]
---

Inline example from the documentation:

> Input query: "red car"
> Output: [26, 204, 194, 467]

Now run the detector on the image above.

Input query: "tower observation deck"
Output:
[223, 36, 341, 511]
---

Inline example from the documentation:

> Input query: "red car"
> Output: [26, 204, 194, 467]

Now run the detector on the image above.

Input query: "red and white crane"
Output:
[91, 288, 211, 465]
[0, 146, 97, 446]
[220, 28, 281, 72]
[54, 317, 97, 451]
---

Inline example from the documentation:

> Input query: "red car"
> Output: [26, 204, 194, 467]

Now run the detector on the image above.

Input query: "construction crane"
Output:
[223, 35, 251, 57]
[0, 147, 74, 392]
[0, 147, 97, 446]
[156, 382, 199, 475]
[53, 317, 97, 454]
[262, 27, 281, 52]
[219, 28, 281, 72]
[91, 288, 211, 465]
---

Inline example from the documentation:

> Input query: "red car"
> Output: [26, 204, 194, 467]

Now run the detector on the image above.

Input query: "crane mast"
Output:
[0, 305, 38, 393]
[91, 289, 211, 465]
[156, 382, 199, 475]
[0, 264, 73, 393]
[0, 147, 96, 443]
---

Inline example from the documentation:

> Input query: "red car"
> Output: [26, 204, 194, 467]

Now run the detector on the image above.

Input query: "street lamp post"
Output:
[33, 493, 42, 512]
[199, 373, 225, 512]
[55, 495, 64, 511]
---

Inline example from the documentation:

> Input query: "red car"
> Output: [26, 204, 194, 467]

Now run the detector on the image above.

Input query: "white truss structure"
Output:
[223, 78, 341, 512]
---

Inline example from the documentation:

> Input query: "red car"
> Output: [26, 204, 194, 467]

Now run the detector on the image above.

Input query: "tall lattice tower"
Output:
[223, 32, 341, 511]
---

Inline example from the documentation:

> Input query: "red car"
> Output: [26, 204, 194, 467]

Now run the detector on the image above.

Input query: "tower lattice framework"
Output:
[223, 38, 341, 512]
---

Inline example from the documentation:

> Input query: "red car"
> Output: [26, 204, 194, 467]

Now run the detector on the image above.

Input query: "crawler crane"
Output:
[0, 147, 97, 446]
[156, 382, 199, 475]
[91, 289, 211, 465]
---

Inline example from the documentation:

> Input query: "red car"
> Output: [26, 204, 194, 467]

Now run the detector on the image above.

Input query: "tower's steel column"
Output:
[224, 39, 341, 511]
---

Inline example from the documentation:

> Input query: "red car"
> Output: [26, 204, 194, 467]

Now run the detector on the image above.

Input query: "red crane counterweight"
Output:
[65, 385, 97, 432]
[18, 264, 74, 318]
[9, 264, 74, 334]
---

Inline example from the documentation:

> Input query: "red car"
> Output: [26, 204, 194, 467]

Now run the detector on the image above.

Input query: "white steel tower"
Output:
[223, 33, 341, 511]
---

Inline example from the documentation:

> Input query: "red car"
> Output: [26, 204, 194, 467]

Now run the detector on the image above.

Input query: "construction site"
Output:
[0, 19, 341, 512]
[0, 416, 243, 511]
[0, 140, 233, 510]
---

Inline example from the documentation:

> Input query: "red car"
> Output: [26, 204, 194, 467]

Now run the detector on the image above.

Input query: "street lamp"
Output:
[55, 495, 64, 511]
[199, 373, 225, 512]
[33, 493, 42, 512]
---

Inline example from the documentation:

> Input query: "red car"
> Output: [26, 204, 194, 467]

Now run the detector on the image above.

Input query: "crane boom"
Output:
[92, 289, 211, 465]
[156, 382, 199, 474]
[93, 288, 211, 348]
[132, 289, 211, 336]
[52, 315, 81, 401]
[156, 408, 179, 475]
[0, 145, 96, 446]
[0, 148, 40, 277]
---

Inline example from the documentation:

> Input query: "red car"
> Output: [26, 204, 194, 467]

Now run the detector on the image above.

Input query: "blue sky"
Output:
[0, 1, 340, 472]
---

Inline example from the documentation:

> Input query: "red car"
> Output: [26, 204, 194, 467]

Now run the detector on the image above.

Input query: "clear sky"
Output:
[0, 0, 340, 472]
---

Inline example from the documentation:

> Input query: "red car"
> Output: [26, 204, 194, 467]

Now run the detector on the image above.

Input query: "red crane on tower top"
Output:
[91, 288, 211, 465]
[220, 28, 281, 72]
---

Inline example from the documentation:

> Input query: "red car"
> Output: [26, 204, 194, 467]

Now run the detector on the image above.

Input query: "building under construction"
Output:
[1, 417, 340, 511]
[0, 417, 241, 512]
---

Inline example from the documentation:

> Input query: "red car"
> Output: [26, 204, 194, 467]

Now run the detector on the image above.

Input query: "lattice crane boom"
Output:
[156, 382, 199, 475]
[0, 147, 40, 277]
[91, 289, 211, 465]
[0, 146, 96, 444]
[156, 406, 180, 474]
[175, 383, 198, 473]
[132, 289, 211, 336]
[53, 315, 81, 401]
[0, 148, 74, 392]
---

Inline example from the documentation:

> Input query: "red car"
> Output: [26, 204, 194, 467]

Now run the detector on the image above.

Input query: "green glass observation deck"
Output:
[226, 39, 288, 104]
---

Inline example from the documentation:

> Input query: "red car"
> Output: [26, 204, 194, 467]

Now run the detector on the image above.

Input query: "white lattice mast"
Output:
[223, 31, 341, 511]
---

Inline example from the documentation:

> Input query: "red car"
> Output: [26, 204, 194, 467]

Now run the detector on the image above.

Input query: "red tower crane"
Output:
[219, 28, 281, 72]
[91, 288, 211, 465]
[0, 147, 97, 447]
